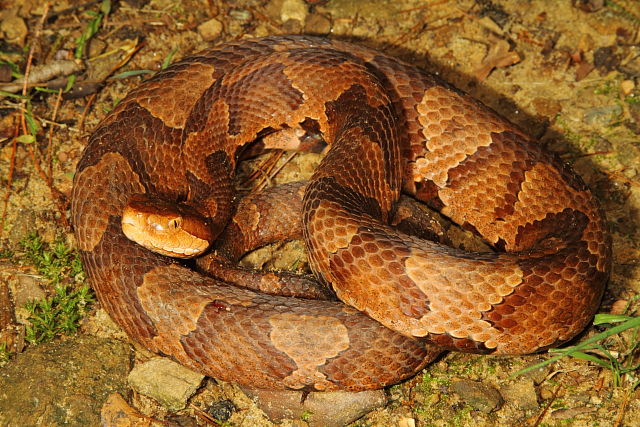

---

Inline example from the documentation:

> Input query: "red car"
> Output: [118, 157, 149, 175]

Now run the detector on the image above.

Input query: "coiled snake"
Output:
[71, 36, 611, 392]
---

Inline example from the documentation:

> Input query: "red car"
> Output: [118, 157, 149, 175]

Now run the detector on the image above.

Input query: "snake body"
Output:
[71, 36, 611, 392]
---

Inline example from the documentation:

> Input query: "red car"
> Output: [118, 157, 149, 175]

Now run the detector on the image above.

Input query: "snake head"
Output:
[121, 194, 214, 258]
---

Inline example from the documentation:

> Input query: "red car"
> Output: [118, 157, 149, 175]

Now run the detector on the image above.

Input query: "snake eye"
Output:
[169, 217, 183, 230]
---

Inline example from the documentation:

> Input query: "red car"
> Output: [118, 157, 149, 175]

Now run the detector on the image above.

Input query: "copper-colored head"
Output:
[121, 194, 213, 258]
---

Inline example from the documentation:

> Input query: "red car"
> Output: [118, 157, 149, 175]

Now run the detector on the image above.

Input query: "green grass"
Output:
[74, 0, 112, 59]
[514, 314, 640, 390]
[0, 343, 9, 366]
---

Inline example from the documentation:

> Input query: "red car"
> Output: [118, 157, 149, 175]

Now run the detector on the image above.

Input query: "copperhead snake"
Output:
[71, 35, 611, 392]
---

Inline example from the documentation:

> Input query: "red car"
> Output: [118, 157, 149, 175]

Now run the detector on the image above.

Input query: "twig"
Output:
[0, 121, 21, 239]
[528, 384, 562, 427]
[19, 4, 70, 228]
[0, 60, 83, 97]
[46, 0, 102, 21]
[256, 151, 298, 192]
[79, 92, 97, 132]
[613, 388, 632, 427]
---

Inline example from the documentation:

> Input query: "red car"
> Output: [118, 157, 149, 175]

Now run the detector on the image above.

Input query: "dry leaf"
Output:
[101, 393, 152, 427]
[474, 39, 521, 81]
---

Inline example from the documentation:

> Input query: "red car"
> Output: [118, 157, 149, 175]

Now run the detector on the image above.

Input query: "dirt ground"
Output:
[1, 0, 640, 426]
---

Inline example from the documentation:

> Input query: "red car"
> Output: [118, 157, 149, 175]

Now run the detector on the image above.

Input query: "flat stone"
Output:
[500, 378, 539, 411]
[241, 387, 387, 427]
[451, 379, 504, 413]
[127, 357, 204, 411]
[0, 336, 131, 426]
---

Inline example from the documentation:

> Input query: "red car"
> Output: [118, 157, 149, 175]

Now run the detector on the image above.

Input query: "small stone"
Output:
[519, 361, 550, 385]
[281, 0, 308, 27]
[532, 97, 562, 118]
[0, 15, 28, 46]
[583, 104, 623, 125]
[621, 80, 635, 96]
[11, 274, 46, 322]
[305, 13, 331, 35]
[127, 357, 204, 411]
[88, 38, 107, 58]
[206, 399, 236, 422]
[539, 386, 555, 400]
[500, 379, 539, 411]
[198, 18, 224, 42]
[241, 387, 387, 427]
[398, 416, 416, 427]
[451, 379, 504, 413]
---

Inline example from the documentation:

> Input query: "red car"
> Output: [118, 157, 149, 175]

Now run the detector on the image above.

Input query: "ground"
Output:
[0, 0, 639, 426]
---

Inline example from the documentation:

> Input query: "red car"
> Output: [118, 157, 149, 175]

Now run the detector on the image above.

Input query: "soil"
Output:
[1, 0, 639, 426]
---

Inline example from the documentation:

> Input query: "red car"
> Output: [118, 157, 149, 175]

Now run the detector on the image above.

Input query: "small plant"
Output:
[24, 284, 94, 344]
[74, 0, 112, 59]
[0, 343, 9, 366]
[301, 410, 313, 422]
[21, 232, 84, 285]
[20, 232, 93, 344]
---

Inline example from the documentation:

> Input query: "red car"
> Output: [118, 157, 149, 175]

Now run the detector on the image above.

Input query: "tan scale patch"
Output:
[139, 266, 217, 334]
[136, 63, 216, 129]
[260, 273, 284, 293]
[72, 152, 144, 251]
[437, 159, 597, 250]
[234, 202, 261, 232]
[269, 313, 350, 390]
[403, 248, 523, 348]
[137, 265, 256, 355]
[414, 86, 510, 188]
[312, 200, 360, 254]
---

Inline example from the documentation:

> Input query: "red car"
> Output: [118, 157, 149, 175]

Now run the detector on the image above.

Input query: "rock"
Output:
[0, 336, 131, 426]
[241, 387, 387, 427]
[583, 104, 623, 125]
[127, 357, 204, 411]
[206, 399, 236, 422]
[305, 13, 332, 35]
[197, 18, 223, 41]
[0, 15, 28, 46]
[11, 274, 46, 317]
[281, 0, 308, 27]
[451, 379, 503, 413]
[500, 379, 539, 411]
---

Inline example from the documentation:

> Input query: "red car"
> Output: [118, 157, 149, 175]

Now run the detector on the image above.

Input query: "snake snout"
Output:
[121, 194, 213, 259]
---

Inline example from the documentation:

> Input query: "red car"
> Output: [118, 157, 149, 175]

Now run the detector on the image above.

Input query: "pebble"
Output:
[451, 379, 504, 413]
[583, 104, 623, 125]
[305, 13, 332, 35]
[0, 15, 27, 46]
[281, 0, 308, 27]
[621, 80, 635, 96]
[198, 18, 224, 41]
[127, 357, 204, 411]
